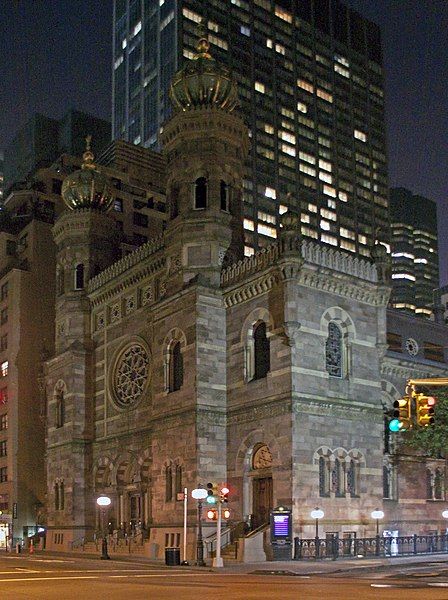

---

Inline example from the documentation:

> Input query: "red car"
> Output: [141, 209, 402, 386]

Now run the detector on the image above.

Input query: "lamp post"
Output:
[96, 496, 111, 560]
[442, 510, 448, 550]
[191, 487, 207, 566]
[371, 509, 384, 556]
[310, 508, 324, 559]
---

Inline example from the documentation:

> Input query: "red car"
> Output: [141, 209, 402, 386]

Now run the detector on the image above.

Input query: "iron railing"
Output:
[294, 533, 448, 560]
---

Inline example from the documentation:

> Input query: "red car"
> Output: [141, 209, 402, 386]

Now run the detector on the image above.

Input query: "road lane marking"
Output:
[0, 576, 97, 582]
[428, 583, 448, 587]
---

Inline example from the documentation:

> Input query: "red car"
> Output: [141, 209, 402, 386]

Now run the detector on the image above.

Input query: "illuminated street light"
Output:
[192, 487, 207, 566]
[310, 507, 324, 539]
[96, 496, 111, 560]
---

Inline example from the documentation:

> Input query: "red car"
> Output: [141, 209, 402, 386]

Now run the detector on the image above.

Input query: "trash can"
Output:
[165, 547, 180, 566]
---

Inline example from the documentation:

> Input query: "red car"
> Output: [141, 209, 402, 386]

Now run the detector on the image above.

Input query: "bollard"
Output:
[29, 539, 34, 554]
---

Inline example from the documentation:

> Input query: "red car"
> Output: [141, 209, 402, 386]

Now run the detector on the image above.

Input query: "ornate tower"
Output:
[45, 139, 118, 549]
[161, 31, 249, 288]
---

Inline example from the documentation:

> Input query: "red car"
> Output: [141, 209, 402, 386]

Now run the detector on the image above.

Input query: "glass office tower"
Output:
[390, 187, 439, 318]
[112, 0, 389, 257]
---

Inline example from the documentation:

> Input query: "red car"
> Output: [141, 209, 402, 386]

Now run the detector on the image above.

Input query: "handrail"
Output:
[245, 522, 269, 539]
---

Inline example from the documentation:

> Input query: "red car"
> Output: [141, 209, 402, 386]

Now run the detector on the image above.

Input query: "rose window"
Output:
[114, 344, 150, 408]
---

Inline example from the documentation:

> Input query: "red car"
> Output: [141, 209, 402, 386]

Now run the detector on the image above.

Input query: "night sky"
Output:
[0, 1, 446, 282]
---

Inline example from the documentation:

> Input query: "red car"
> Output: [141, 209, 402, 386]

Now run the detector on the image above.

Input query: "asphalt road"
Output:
[0, 554, 448, 599]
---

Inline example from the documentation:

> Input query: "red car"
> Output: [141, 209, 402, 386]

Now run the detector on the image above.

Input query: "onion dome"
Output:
[169, 24, 238, 113]
[61, 135, 114, 211]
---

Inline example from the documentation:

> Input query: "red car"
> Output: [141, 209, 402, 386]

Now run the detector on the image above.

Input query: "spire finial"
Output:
[195, 20, 211, 59]
[82, 134, 95, 169]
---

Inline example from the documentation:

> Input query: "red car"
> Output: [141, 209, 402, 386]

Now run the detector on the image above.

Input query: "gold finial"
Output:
[82, 134, 95, 169]
[195, 20, 211, 59]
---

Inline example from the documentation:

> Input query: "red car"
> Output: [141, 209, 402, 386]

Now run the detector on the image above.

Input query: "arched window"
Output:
[170, 186, 179, 219]
[54, 482, 59, 510]
[194, 177, 207, 209]
[165, 465, 172, 502]
[169, 342, 183, 392]
[347, 459, 358, 497]
[56, 390, 65, 428]
[325, 322, 343, 378]
[74, 263, 84, 290]
[434, 469, 444, 500]
[60, 481, 65, 510]
[175, 464, 183, 498]
[319, 456, 330, 497]
[333, 458, 344, 497]
[253, 322, 270, 380]
[426, 469, 433, 499]
[220, 180, 229, 211]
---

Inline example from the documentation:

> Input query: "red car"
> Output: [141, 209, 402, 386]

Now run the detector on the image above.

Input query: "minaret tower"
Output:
[45, 138, 118, 549]
[161, 27, 249, 288]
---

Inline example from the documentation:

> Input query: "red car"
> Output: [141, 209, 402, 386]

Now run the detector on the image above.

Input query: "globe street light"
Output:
[96, 496, 111, 560]
[191, 487, 208, 567]
[371, 509, 384, 536]
[371, 508, 384, 556]
[310, 507, 324, 539]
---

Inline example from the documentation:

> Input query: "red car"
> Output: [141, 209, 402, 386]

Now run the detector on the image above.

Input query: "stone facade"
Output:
[43, 50, 448, 557]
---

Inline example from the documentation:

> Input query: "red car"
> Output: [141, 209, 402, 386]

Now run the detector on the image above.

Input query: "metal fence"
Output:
[294, 534, 448, 560]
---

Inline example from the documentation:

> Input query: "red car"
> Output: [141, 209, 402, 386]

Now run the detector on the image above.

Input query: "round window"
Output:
[113, 343, 150, 408]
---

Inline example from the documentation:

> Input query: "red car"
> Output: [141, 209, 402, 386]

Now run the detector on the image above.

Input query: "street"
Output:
[0, 554, 448, 599]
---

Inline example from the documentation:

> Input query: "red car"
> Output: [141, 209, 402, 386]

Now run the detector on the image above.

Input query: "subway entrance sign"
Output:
[270, 506, 292, 561]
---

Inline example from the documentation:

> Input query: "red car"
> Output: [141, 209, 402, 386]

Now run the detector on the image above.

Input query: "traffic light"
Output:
[219, 485, 229, 504]
[223, 508, 231, 520]
[416, 394, 437, 427]
[206, 482, 218, 504]
[206, 509, 218, 520]
[389, 396, 411, 432]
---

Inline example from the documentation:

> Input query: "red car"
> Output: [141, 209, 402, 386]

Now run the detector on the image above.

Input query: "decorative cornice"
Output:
[88, 234, 165, 294]
[381, 358, 448, 380]
[221, 239, 377, 288]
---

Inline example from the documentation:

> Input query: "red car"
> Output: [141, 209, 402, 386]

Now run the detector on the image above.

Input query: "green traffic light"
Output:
[389, 418, 403, 432]
[206, 495, 216, 504]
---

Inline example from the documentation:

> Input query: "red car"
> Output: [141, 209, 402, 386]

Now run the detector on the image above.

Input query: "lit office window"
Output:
[258, 223, 277, 238]
[319, 159, 332, 172]
[334, 64, 350, 78]
[182, 8, 201, 22]
[297, 79, 314, 94]
[0, 361, 7, 377]
[297, 102, 307, 113]
[255, 81, 265, 93]
[281, 144, 296, 157]
[321, 234, 338, 246]
[264, 187, 276, 199]
[240, 25, 250, 36]
[243, 219, 255, 231]
[391, 274, 416, 281]
[244, 246, 255, 257]
[275, 43, 286, 55]
[354, 130, 367, 142]
[274, 6, 292, 23]
[317, 89, 333, 103]
[299, 151, 315, 165]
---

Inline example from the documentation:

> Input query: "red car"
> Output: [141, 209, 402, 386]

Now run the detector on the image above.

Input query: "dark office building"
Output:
[390, 187, 439, 318]
[3, 111, 111, 196]
[112, 0, 389, 257]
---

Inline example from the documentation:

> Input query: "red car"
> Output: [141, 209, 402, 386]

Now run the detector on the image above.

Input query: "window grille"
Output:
[326, 322, 343, 377]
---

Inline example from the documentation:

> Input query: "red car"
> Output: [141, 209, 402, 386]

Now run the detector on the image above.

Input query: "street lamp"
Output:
[96, 496, 111, 560]
[371, 509, 384, 536]
[371, 509, 384, 556]
[310, 508, 324, 559]
[191, 487, 207, 567]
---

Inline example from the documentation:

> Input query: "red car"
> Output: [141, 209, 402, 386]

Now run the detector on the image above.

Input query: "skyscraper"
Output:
[112, 0, 389, 258]
[390, 187, 439, 318]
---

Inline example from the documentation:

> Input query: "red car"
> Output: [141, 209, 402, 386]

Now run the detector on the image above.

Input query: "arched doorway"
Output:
[251, 444, 273, 528]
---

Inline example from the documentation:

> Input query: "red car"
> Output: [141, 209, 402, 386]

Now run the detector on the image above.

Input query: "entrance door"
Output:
[252, 477, 273, 528]
[129, 495, 141, 532]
